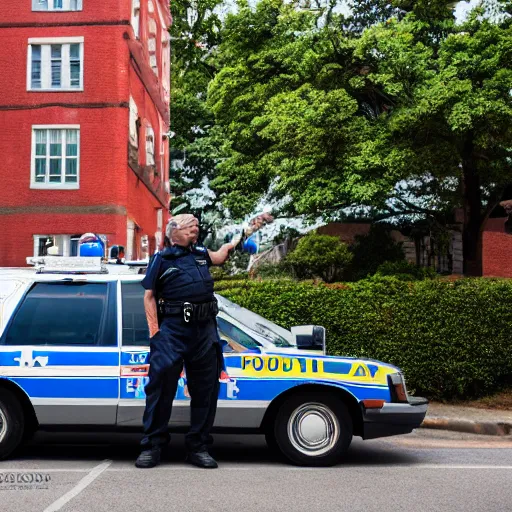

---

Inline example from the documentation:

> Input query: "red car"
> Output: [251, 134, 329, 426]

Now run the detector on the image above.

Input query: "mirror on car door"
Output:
[290, 325, 326, 354]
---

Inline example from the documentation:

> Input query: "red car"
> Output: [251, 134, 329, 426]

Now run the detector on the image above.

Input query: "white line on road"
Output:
[42, 460, 112, 512]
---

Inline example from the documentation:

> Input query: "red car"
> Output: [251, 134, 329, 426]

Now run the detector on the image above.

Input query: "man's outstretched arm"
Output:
[208, 243, 236, 266]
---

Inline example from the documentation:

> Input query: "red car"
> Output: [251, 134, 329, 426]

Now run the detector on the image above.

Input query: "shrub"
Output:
[285, 232, 353, 283]
[252, 261, 294, 279]
[375, 260, 438, 281]
[214, 277, 512, 401]
[210, 266, 249, 281]
[348, 224, 405, 281]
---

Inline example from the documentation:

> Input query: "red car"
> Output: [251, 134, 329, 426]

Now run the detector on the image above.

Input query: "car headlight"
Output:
[388, 372, 408, 403]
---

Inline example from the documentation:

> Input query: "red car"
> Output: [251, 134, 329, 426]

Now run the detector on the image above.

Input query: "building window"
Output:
[131, 0, 140, 38]
[32, 0, 83, 11]
[28, 37, 84, 91]
[33, 234, 108, 257]
[31, 126, 80, 189]
[146, 126, 155, 166]
[148, 17, 158, 75]
[129, 97, 139, 148]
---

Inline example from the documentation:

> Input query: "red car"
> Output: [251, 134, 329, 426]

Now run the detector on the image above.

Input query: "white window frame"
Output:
[129, 96, 139, 148]
[33, 235, 68, 257]
[33, 234, 106, 257]
[27, 37, 84, 92]
[31, 125, 80, 190]
[32, 0, 83, 11]
[131, 0, 141, 38]
[145, 126, 155, 166]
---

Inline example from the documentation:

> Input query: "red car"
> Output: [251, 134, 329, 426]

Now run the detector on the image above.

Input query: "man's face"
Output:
[171, 217, 200, 246]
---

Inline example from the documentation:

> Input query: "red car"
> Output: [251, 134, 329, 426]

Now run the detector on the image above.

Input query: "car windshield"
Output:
[217, 317, 262, 350]
[216, 294, 294, 348]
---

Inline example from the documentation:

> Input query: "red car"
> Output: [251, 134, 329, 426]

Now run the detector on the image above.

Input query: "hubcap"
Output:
[287, 402, 340, 456]
[0, 408, 7, 444]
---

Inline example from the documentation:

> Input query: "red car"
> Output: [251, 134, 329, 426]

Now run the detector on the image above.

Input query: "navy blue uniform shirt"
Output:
[141, 244, 215, 304]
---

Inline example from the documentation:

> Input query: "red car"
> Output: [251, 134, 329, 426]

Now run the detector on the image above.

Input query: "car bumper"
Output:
[361, 396, 429, 440]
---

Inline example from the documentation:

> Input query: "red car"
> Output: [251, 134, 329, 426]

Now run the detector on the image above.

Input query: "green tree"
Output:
[354, 4, 512, 274]
[207, 0, 512, 275]
[169, 0, 227, 239]
[348, 224, 405, 280]
[346, 0, 405, 33]
[286, 232, 353, 282]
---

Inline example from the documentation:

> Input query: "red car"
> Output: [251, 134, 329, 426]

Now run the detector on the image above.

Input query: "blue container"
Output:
[243, 234, 259, 254]
[79, 233, 105, 257]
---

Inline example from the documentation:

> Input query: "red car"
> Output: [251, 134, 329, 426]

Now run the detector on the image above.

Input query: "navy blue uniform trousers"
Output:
[140, 316, 221, 453]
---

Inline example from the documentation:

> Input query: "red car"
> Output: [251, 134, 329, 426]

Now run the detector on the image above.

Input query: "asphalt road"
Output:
[1, 430, 512, 512]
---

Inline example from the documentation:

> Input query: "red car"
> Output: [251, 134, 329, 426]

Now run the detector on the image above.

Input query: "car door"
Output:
[118, 280, 197, 427]
[0, 279, 119, 425]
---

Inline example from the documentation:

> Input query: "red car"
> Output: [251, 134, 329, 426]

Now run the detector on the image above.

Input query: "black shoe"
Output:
[135, 447, 161, 468]
[185, 451, 218, 469]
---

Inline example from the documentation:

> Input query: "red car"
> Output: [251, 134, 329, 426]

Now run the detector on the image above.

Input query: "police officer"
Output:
[135, 214, 240, 469]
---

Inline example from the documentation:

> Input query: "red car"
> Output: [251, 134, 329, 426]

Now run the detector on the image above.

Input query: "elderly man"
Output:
[135, 214, 262, 469]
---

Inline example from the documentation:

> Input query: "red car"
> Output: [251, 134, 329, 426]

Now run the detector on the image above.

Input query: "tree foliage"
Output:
[203, 0, 512, 274]
[169, 0, 226, 239]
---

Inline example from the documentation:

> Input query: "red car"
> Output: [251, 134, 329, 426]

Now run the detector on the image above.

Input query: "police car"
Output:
[0, 256, 428, 466]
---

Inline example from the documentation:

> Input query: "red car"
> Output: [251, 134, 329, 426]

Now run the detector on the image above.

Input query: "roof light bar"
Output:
[26, 256, 108, 274]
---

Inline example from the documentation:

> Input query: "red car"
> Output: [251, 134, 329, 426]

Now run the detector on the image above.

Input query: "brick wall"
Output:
[0, 107, 129, 207]
[0, 0, 130, 25]
[1, 213, 126, 267]
[0, 26, 129, 105]
[482, 218, 512, 278]
[0, 0, 170, 267]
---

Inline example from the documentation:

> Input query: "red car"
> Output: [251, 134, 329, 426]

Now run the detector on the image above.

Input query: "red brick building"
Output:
[0, 0, 171, 266]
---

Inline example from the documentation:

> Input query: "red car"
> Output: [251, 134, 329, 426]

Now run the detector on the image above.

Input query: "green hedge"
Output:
[214, 277, 512, 400]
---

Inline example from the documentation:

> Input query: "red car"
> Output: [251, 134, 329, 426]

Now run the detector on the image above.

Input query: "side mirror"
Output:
[291, 325, 326, 354]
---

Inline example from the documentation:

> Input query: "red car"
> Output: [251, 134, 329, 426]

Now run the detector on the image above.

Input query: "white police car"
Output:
[0, 257, 427, 466]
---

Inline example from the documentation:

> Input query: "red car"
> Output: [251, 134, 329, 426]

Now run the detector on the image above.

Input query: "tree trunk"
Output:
[461, 136, 483, 276]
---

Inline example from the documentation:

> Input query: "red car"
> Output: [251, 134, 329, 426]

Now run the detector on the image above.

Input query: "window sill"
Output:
[31, 9, 83, 12]
[27, 88, 84, 92]
[30, 183, 80, 190]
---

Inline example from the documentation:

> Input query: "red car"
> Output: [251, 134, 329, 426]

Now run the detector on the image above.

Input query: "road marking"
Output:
[42, 460, 112, 512]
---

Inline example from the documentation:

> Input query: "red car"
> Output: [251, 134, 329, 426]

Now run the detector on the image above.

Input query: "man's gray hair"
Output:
[165, 214, 198, 242]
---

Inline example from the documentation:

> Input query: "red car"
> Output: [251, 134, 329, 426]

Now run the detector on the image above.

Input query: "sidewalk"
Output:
[421, 402, 512, 436]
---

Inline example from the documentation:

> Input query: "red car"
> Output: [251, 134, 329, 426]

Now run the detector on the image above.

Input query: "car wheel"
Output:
[264, 430, 282, 459]
[0, 388, 25, 460]
[273, 391, 352, 466]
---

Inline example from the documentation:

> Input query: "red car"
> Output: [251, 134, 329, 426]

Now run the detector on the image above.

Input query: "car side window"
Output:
[121, 282, 149, 346]
[2, 282, 116, 346]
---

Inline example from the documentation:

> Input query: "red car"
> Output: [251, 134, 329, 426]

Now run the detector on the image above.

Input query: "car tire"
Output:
[264, 430, 283, 460]
[273, 391, 352, 466]
[0, 388, 25, 461]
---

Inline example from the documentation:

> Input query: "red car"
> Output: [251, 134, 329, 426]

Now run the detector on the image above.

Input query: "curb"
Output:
[421, 417, 512, 436]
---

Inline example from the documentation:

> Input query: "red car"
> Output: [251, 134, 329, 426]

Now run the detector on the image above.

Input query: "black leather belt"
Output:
[158, 299, 218, 323]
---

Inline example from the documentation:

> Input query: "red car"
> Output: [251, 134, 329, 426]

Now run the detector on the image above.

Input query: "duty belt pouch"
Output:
[158, 299, 218, 323]
[193, 299, 219, 322]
